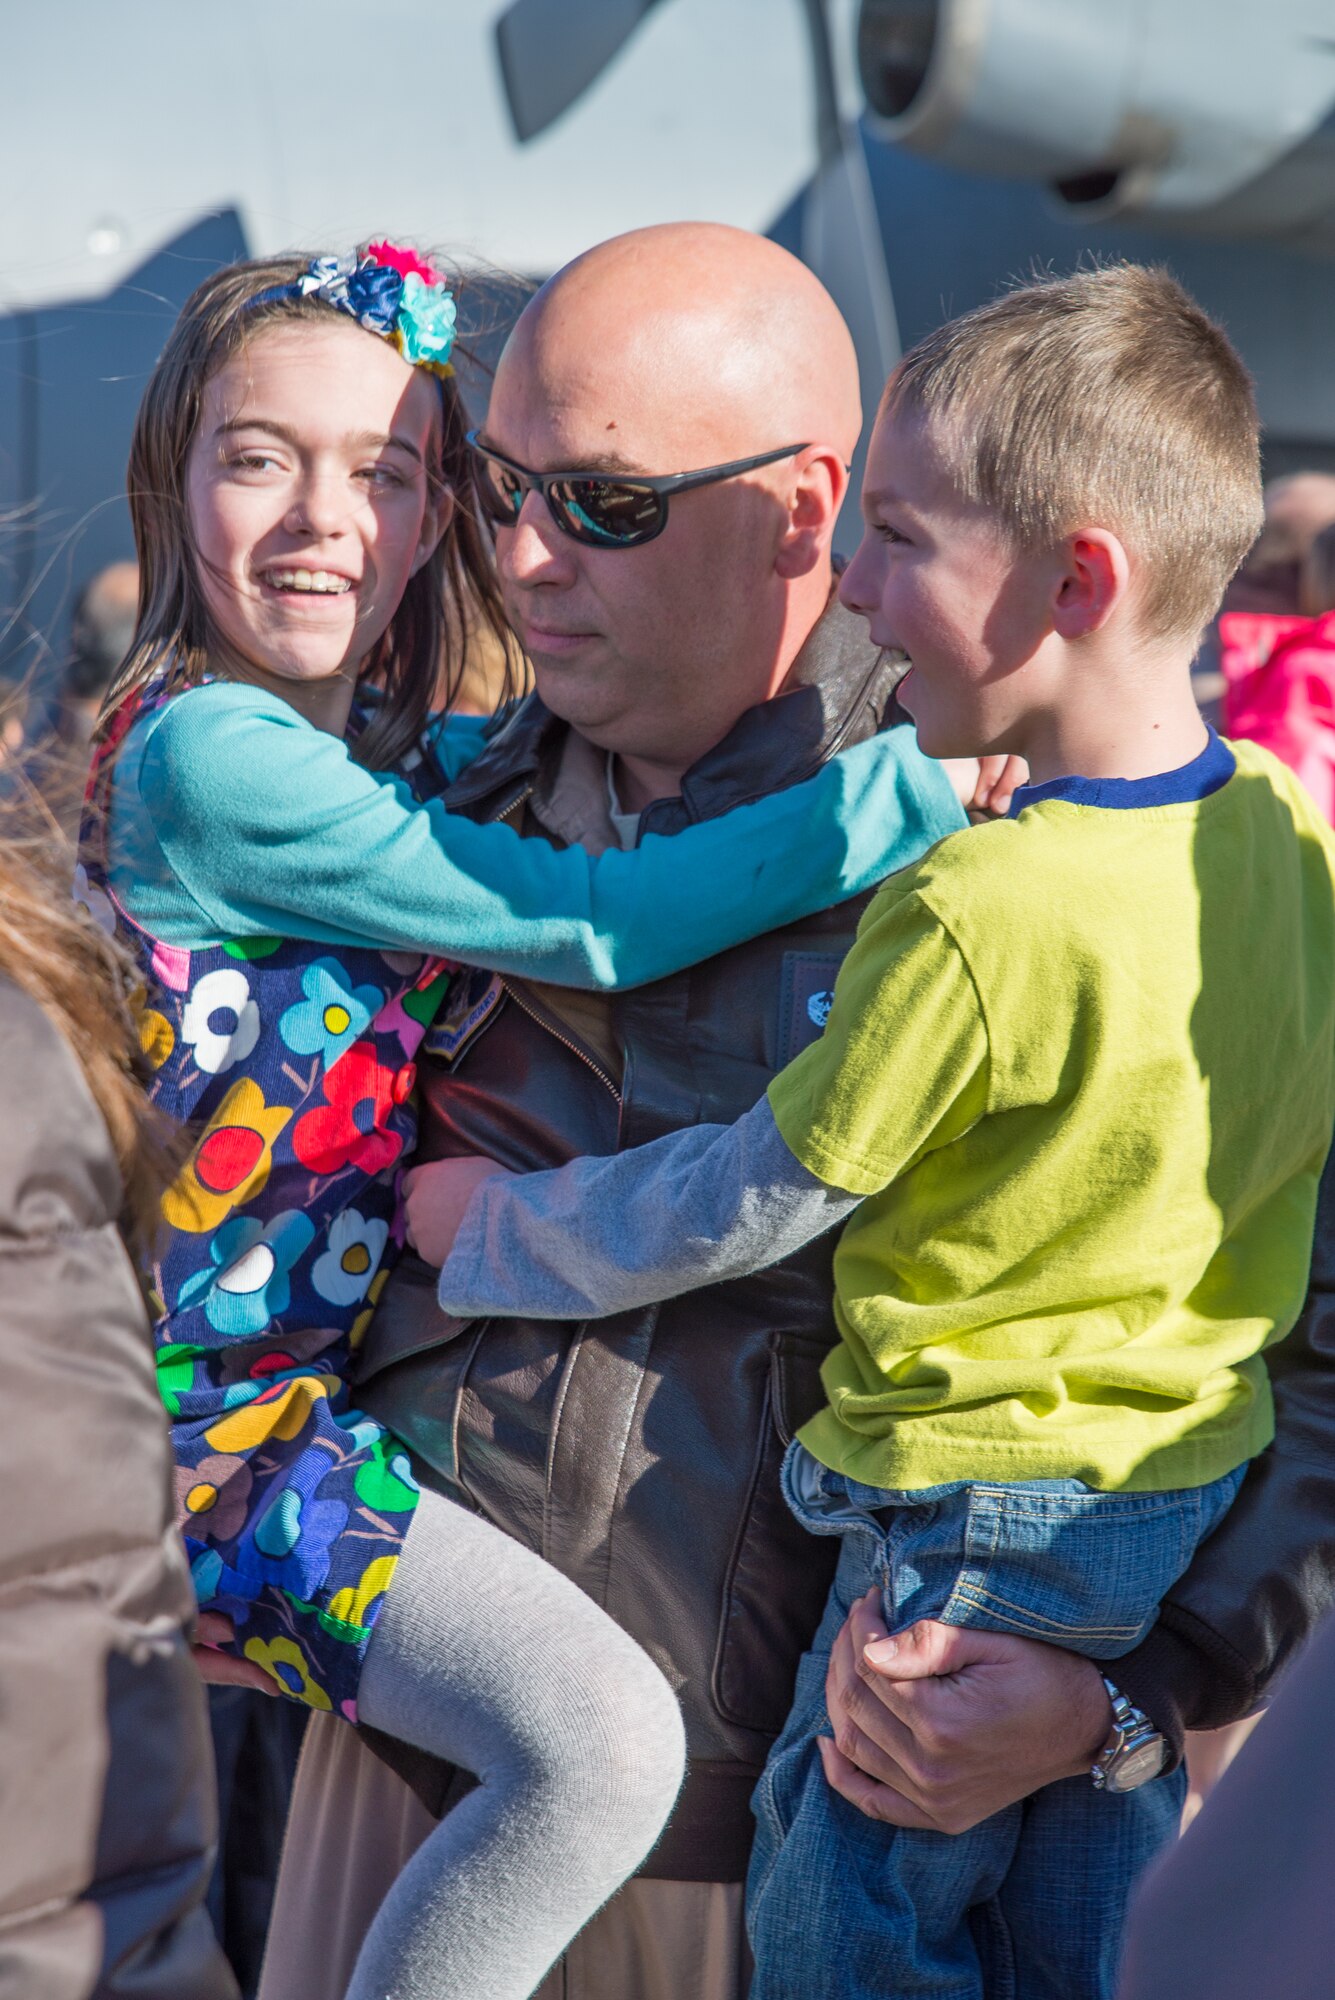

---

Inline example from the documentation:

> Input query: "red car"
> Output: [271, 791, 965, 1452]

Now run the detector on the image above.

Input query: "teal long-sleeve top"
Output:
[107, 681, 964, 992]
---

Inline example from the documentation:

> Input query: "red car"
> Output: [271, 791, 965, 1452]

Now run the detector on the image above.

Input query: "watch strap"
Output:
[1091, 1674, 1165, 1792]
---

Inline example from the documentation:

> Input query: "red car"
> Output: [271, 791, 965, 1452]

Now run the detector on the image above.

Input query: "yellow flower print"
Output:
[242, 1634, 332, 1710]
[161, 1078, 292, 1234]
[138, 1007, 175, 1069]
[203, 1374, 330, 1454]
[327, 1554, 398, 1631]
[349, 1267, 390, 1351]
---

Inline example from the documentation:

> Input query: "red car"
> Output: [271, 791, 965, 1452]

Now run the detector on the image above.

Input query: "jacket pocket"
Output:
[712, 1331, 839, 1736]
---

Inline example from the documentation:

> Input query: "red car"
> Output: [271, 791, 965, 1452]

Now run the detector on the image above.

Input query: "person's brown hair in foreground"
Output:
[0, 797, 234, 2000]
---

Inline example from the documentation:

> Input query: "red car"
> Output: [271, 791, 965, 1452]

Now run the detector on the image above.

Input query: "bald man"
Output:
[257, 221, 973, 2000]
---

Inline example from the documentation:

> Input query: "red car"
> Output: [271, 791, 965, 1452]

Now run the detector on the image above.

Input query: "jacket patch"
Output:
[777, 952, 846, 1065]
[423, 965, 507, 1064]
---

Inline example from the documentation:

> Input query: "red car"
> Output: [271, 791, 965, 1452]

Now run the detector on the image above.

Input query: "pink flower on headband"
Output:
[365, 241, 444, 287]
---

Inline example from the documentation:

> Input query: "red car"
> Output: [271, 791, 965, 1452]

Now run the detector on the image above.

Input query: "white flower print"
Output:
[180, 967, 261, 1076]
[311, 1208, 390, 1307]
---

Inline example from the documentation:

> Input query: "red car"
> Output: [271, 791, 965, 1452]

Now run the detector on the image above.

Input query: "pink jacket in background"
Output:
[1221, 609, 1335, 827]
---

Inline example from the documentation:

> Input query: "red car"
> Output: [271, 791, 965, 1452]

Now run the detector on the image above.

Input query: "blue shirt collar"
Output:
[1007, 727, 1236, 817]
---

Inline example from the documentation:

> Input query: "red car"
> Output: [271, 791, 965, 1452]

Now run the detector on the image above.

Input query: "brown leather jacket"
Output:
[358, 601, 1335, 1877]
[360, 602, 900, 1878]
[0, 978, 235, 1999]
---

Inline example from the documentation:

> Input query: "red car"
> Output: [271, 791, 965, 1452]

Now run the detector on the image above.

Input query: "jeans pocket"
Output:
[941, 1475, 1241, 1660]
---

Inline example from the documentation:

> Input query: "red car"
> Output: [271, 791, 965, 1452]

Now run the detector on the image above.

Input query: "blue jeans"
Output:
[745, 1446, 1246, 2000]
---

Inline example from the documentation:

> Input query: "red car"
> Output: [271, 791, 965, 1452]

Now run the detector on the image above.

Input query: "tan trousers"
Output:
[259, 1714, 748, 2000]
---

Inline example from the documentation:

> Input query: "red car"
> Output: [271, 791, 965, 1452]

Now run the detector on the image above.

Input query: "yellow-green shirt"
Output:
[768, 737, 1335, 1492]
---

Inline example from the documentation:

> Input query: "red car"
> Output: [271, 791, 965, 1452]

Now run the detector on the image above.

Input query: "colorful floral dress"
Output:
[81, 680, 453, 1716]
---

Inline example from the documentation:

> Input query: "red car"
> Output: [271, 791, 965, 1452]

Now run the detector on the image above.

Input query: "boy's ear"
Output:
[774, 447, 848, 580]
[1051, 528, 1131, 639]
[412, 486, 455, 576]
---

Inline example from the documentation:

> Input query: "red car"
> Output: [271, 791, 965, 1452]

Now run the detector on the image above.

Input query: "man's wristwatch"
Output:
[1090, 1676, 1167, 1793]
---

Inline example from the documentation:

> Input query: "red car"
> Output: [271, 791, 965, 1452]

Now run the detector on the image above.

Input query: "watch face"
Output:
[1106, 1739, 1166, 1793]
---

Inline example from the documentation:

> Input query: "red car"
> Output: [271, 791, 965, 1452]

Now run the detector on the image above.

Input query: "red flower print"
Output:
[291, 1040, 416, 1176]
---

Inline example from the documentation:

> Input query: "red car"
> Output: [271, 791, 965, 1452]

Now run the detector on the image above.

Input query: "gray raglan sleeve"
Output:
[436, 1095, 860, 1321]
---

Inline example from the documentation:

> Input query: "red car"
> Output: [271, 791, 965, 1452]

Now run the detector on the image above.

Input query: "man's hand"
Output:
[819, 1590, 1113, 1832]
[940, 755, 1029, 819]
[192, 1611, 278, 1695]
[403, 1156, 514, 1267]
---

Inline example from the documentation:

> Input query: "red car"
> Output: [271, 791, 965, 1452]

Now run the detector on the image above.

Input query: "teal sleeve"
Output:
[111, 683, 965, 992]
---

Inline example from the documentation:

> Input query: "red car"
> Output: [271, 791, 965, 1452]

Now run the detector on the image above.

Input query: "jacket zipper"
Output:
[483, 784, 623, 1103]
[494, 784, 534, 825]
[502, 978, 623, 1103]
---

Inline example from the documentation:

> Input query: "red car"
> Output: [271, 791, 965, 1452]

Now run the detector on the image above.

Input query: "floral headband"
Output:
[258, 241, 457, 376]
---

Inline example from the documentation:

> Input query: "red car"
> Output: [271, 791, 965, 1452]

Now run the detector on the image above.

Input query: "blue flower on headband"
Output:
[296, 255, 402, 335]
[345, 261, 405, 336]
[397, 272, 457, 372]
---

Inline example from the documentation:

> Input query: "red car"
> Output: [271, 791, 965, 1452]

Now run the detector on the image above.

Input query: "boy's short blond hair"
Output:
[883, 265, 1263, 642]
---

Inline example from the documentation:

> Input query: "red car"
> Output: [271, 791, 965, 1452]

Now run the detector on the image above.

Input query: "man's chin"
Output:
[528, 653, 625, 735]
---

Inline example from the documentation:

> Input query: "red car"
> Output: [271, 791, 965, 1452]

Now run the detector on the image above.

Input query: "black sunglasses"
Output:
[466, 431, 810, 550]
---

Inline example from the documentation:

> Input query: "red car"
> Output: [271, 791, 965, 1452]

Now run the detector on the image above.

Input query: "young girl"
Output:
[86, 242, 964, 2000]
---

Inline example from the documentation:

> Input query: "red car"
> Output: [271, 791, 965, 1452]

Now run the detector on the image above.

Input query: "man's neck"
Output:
[611, 748, 690, 816]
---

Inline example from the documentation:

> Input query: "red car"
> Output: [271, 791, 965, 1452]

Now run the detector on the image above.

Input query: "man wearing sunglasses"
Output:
[259, 224, 1335, 2000]
[261, 219, 951, 2000]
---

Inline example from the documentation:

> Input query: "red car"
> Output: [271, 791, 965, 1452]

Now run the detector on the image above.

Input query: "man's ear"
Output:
[412, 485, 455, 576]
[1052, 528, 1131, 639]
[774, 447, 848, 580]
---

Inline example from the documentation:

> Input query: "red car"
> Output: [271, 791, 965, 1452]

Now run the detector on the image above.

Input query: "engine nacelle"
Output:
[857, 0, 1335, 253]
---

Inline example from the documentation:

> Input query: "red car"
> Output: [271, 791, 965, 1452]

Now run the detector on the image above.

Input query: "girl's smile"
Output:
[185, 318, 447, 732]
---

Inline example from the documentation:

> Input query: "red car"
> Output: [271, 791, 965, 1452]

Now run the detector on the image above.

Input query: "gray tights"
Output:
[348, 1485, 686, 2000]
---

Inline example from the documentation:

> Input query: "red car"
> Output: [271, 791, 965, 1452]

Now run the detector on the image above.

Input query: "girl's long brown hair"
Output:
[0, 775, 178, 1258]
[104, 251, 522, 769]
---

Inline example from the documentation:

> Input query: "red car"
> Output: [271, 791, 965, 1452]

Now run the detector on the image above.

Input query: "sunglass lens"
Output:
[478, 459, 524, 525]
[551, 478, 664, 548]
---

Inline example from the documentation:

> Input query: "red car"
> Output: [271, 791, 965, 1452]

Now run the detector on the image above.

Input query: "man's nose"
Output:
[498, 490, 577, 587]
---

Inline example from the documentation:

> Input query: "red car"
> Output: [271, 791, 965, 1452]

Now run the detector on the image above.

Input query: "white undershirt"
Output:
[605, 757, 643, 852]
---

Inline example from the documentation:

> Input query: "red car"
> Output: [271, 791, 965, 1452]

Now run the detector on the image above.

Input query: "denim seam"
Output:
[966, 1484, 1204, 1519]
[940, 1488, 1005, 1624]
[950, 1580, 1142, 1639]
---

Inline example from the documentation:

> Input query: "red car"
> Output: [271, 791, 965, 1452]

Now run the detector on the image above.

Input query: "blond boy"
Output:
[405, 267, 1335, 1999]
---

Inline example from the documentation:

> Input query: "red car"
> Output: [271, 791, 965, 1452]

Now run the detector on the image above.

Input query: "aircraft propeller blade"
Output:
[495, 0, 668, 142]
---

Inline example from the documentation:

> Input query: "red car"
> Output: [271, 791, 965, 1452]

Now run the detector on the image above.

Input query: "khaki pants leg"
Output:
[258, 1714, 435, 2000]
[537, 1879, 747, 2000]
[260, 1716, 747, 2000]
